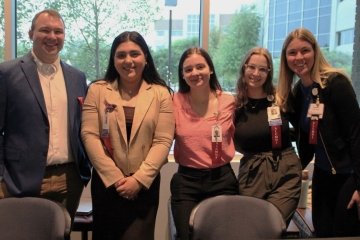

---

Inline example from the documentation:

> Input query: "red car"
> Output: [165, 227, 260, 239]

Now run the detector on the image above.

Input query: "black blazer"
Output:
[0, 52, 91, 196]
[290, 73, 360, 191]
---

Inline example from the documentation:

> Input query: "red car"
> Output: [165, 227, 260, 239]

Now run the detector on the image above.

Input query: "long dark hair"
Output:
[104, 31, 171, 91]
[177, 47, 222, 93]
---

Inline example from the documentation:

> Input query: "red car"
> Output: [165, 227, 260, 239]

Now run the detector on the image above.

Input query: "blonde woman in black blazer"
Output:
[277, 27, 360, 237]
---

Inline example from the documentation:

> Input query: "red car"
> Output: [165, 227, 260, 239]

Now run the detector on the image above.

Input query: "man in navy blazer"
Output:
[0, 9, 91, 224]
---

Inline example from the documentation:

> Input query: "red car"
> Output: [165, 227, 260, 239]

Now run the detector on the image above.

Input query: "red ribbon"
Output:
[212, 142, 222, 165]
[309, 119, 318, 144]
[101, 135, 114, 158]
[271, 125, 282, 149]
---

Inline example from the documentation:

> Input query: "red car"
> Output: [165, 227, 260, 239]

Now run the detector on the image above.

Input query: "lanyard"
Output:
[306, 87, 324, 144]
[211, 95, 222, 165]
[267, 95, 282, 149]
[101, 102, 116, 158]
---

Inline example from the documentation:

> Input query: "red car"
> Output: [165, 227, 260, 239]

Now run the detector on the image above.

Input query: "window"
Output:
[1, 0, 354, 92]
[209, 14, 215, 30]
[303, 18, 317, 34]
[0, 1, 4, 62]
[338, 29, 354, 45]
[304, 0, 318, 9]
[187, 14, 200, 37]
[318, 34, 330, 49]
[318, 15, 330, 34]
[15, 0, 200, 89]
[209, 0, 266, 91]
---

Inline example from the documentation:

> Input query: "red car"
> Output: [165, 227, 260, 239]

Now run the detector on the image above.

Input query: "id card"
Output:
[267, 106, 281, 121]
[212, 125, 222, 143]
[211, 125, 222, 165]
[307, 103, 324, 119]
[267, 106, 282, 148]
[267, 106, 282, 126]
[101, 102, 117, 157]
[102, 102, 117, 136]
[102, 112, 109, 137]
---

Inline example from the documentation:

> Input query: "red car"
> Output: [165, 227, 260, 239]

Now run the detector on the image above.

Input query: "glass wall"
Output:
[209, 0, 266, 91]
[15, 0, 200, 89]
[10, 0, 357, 92]
[0, 1, 4, 62]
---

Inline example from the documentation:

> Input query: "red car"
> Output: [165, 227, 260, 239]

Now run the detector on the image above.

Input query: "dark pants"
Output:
[91, 170, 160, 240]
[312, 166, 360, 237]
[170, 163, 239, 240]
[238, 148, 302, 225]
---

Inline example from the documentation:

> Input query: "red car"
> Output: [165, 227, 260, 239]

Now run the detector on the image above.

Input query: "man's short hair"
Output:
[30, 9, 65, 31]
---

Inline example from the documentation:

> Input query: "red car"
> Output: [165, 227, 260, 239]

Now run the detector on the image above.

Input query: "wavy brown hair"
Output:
[235, 47, 274, 109]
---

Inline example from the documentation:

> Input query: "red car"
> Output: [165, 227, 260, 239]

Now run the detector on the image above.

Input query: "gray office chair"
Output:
[0, 197, 71, 240]
[189, 195, 286, 240]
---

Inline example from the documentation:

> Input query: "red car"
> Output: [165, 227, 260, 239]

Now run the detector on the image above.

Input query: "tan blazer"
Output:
[81, 80, 175, 189]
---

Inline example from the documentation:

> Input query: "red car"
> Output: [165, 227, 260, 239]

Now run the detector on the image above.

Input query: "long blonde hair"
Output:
[276, 27, 348, 112]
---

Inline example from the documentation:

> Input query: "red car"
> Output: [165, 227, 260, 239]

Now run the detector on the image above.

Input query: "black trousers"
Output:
[312, 166, 360, 237]
[91, 170, 160, 240]
[170, 163, 239, 240]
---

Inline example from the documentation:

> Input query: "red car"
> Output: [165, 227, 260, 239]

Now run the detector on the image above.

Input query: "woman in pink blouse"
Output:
[170, 47, 239, 240]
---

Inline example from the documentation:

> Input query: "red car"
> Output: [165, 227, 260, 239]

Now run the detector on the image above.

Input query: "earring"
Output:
[267, 95, 274, 102]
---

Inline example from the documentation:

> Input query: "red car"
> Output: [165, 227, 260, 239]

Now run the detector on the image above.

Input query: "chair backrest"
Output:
[0, 197, 71, 240]
[189, 195, 286, 240]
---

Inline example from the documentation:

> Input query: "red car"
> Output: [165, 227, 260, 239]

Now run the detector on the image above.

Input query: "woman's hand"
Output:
[114, 176, 142, 200]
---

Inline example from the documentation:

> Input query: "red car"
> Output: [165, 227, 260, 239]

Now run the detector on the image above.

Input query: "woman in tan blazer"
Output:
[81, 31, 175, 240]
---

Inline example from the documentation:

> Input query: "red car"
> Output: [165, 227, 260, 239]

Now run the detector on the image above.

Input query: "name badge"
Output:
[211, 125, 222, 165]
[307, 103, 324, 119]
[267, 106, 282, 149]
[102, 112, 109, 137]
[267, 106, 282, 126]
[267, 106, 281, 121]
[212, 125, 222, 142]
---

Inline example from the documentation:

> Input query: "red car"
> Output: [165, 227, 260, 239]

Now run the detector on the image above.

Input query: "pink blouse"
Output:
[173, 91, 235, 169]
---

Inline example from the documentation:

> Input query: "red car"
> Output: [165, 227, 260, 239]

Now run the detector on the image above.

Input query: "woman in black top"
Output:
[234, 47, 301, 225]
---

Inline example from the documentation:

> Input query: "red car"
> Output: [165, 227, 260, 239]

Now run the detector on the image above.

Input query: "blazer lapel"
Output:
[130, 81, 154, 144]
[62, 63, 77, 131]
[21, 53, 47, 117]
[105, 82, 128, 143]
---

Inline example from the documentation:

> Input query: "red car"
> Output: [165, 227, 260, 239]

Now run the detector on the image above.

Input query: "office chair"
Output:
[189, 195, 286, 240]
[0, 197, 71, 240]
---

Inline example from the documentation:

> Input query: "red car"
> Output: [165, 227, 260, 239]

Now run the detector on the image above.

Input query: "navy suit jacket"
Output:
[0, 52, 91, 196]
